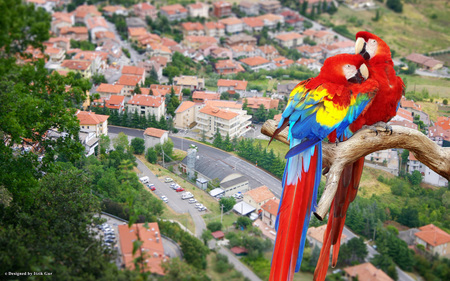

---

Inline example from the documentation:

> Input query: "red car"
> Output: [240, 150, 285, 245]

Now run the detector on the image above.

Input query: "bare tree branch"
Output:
[261, 119, 450, 220]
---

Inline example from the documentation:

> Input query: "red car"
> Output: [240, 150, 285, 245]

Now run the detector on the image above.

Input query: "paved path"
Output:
[218, 246, 263, 281]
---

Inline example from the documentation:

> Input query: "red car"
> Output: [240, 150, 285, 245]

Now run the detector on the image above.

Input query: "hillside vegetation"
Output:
[319, 0, 450, 56]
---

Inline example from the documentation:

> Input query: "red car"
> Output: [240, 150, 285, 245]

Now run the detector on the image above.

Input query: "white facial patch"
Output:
[343, 64, 358, 80]
[366, 39, 378, 58]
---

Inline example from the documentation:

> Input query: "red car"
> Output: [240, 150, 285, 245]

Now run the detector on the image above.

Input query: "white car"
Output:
[164, 178, 173, 183]
[188, 198, 197, 204]
[194, 203, 202, 209]
[161, 196, 168, 203]
[198, 206, 207, 212]
[181, 192, 194, 200]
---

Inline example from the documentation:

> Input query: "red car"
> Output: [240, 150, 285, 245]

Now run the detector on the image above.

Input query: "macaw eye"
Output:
[370, 39, 377, 44]
[345, 64, 351, 68]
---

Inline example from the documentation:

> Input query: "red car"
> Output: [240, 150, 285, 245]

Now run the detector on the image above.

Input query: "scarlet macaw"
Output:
[270, 54, 379, 281]
[314, 32, 405, 281]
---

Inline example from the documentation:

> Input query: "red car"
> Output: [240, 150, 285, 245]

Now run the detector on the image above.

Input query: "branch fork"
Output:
[261, 119, 450, 220]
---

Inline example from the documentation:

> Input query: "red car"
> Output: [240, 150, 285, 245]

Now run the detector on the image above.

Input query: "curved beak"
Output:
[355, 37, 370, 60]
[360, 63, 369, 80]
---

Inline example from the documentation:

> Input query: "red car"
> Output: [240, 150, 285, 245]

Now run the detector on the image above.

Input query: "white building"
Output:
[188, 2, 209, 18]
[76, 110, 109, 137]
[220, 173, 249, 197]
[143, 128, 169, 150]
[126, 95, 165, 120]
[195, 105, 251, 138]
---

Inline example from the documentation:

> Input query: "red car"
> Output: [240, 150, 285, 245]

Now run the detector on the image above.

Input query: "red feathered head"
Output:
[355, 31, 391, 61]
[317, 53, 368, 85]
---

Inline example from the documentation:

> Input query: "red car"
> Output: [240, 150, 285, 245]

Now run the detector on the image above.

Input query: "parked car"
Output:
[175, 187, 185, 192]
[161, 196, 168, 203]
[139, 176, 150, 184]
[181, 192, 193, 199]
[198, 206, 207, 212]
[194, 203, 202, 209]
[147, 184, 156, 191]
[164, 178, 173, 183]
[188, 198, 197, 204]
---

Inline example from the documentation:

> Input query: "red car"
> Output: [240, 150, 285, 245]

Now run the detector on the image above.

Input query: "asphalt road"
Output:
[218, 246, 262, 281]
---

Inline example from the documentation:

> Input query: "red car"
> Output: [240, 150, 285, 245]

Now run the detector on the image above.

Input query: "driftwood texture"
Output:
[261, 119, 450, 220]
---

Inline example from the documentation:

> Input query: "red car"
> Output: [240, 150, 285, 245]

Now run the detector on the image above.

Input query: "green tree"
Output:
[98, 135, 111, 155]
[213, 128, 223, 149]
[161, 258, 210, 281]
[387, 0, 403, 13]
[236, 216, 253, 229]
[201, 229, 212, 245]
[398, 207, 420, 227]
[219, 197, 236, 213]
[255, 104, 268, 123]
[179, 234, 209, 269]
[207, 221, 223, 232]
[222, 133, 233, 151]
[371, 254, 398, 280]
[336, 237, 368, 266]
[91, 73, 107, 85]
[408, 170, 423, 185]
[133, 84, 141, 94]
[443, 99, 448, 105]
[130, 137, 145, 154]
[145, 147, 158, 163]
[113, 132, 129, 151]
[155, 140, 174, 162]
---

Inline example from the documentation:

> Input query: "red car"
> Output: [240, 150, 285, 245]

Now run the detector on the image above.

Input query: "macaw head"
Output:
[318, 54, 369, 85]
[355, 31, 391, 61]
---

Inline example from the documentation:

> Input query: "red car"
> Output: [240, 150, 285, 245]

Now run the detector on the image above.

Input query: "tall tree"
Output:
[213, 128, 223, 149]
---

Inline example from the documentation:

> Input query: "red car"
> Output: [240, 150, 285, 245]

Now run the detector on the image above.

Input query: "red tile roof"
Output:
[175, 101, 196, 113]
[185, 35, 217, 45]
[118, 223, 166, 275]
[127, 95, 164, 107]
[275, 32, 303, 41]
[193, 91, 220, 101]
[219, 17, 243, 26]
[211, 230, 225, 239]
[244, 97, 279, 110]
[199, 105, 239, 120]
[395, 108, 413, 122]
[242, 17, 264, 28]
[400, 97, 422, 111]
[244, 186, 275, 203]
[240, 56, 270, 67]
[60, 26, 88, 35]
[150, 84, 182, 96]
[261, 199, 280, 216]
[217, 79, 248, 91]
[205, 21, 225, 29]
[122, 65, 145, 76]
[181, 22, 204, 31]
[144, 127, 168, 138]
[86, 16, 108, 30]
[436, 116, 450, 131]
[415, 224, 450, 247]
[128, 27, 148, 37]
[274, 113, 282, 122]
[160, 4, 187, 15]
[61, 59, 91, 71]
[96, 83, 124, 94]
[215, 60, 245, 73]
[76, 110, 109, 125]
[117, 75, 142, 86]
[205, 100, 242, 109]
[230, 246, 248, 255]
[344, 263, 394, 281]
[388, 120, 418, 130]
[73, 51, 108, 61]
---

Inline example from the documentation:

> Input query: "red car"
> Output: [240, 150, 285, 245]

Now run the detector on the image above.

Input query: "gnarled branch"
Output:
[261, 119, 450, 220]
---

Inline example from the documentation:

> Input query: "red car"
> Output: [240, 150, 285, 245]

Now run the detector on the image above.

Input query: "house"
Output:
[281, 10, 304, 27]
[231, 44, 257, 58]
[307, 225, 347, 249]
[72, 5, 101, 24]
[128, 27, 148, 42]
[51, 13, 73, 35]
[219, 17, 244, 34]
[137, 60, 163, 82]
[344, 263, 393, 281]
[243, 186, 276, 213]
[192, 91, 220, 103]
[365, 149, 399, 175]
[126, 17, 148, 29]
[388, 119, 418, 130]
[76, 110, 109, 137]
[94, 31, 117, 44]
[173, 76, 205, 91]
[196, 105, 252, 138]
[118, 223, 167, 275]
[117, 75, 143, 95]
[326, 40, 355, 57]
[261, 199, 279, 228]
[59, 26, 89, 41]
[187, 2, 209, 18]
[97, 39, 122, 60]
[277, 82, 298, 97]
[242, 17, 264, 33]
[150, 84, 183, 101]
[275, 32, 304, 48]
[147, 43, 172, 61]
[204, 22, 225, 38]
[211, 231, 225, 240]
[313, 30, 335, 45]
[345, 0, 376, 9]
[73, 51, 108, 73]
[428, 125, 450, 146]
[133, 2, 157, 21]
[259, 0, 281, 14]
[60, 60, 93, 79]
[240, 56, 274, 72]
[239, 2, 259, 16]
[220, 173, 250, 197]
[160, 4, 188, 22]
[257, 45, 280, 60]
[244, 97, 279, 110]
[86, 16, 109, 42]
[273, 56, 294, 69]
[256, 13, 284, 29]
[400, 97, 431, 125]
[92, 95, 126, 112]
[209, 47, 232, 59]
[435, 116, 450, 131]
[422, 165, 448, 187]
[44, 46, 65, 64]
[296, 45, 323, 60]
[95, 83, 126, 98]
[390, 107, 414, 123]
[213, 1, 232, 18]
[144, 128, 169, 149]
[127, 95, 165, 120]
[205, 100, 243, 110]
[181, 22, 205, 37]
[225, 34, 257, 47]
[214, 59, 245, 75]
[47, 37, 71, 51]
[297, 58, 323, 71]
[122, 66, 146, 84]
[174, 101, 196, 129]
[217, 79, 248, 94]
[183, 36, 217, 49]
[78, 129, 98, 157]
[407, 152, 421, 174]
[230, 246, 248, 256]
[102, 5, 128, 17]
[405, 53, 443, 71]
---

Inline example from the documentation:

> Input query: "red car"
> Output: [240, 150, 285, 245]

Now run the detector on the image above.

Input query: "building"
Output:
[231, 44, 257, 58]
[86, 16, 109, 42]
[243, 186, 276, 213]
[183, 35, 217, 49]
[174, 101, 196, 129]
[344, 263, 394, 281]
[128, 27, 148, 41]
[240, 56, 274, 72]
[217, 79, 248, 95]
[296, 45, 324, 60]
[59, 26, 89, 41]
[133, 2, 157, 21]
[261, 199, 280, 228]
[400, 97, 431, 125]
[405, 53, 444, 71]
[147, 43, 172, 61]
[220, 173, 249, 197]
[126, 17, 148, 28]
[92, 95, 125, 112]
[259, 0, 281, 14]
[313, 30, 334, 45]
[256, 13, 284, 29]
[213, 1, 232, 18]
[205, 100, 243, 110]
[95, 83, 126, 98]
[214, 59, 245, 75]
[281, 10, 304, 27]
[428, 125, 450, 147]
[244, 97, 279, 110]
[44, 46, 65, 64]
[415, 224, 450, 257]
[239, 2, 259, 16]
[192, 91, 220, 103]
[242, 17, 264, 33]
[187, 2, 209, 18]
[76, 110, 109, 137]
[204, 22, 225, 38]
[79, 129, 98, 156]
[127, 95, 165, 120]
[160, 4, 188, 21]
[122, 66, 146, 84]
[102, 5, 128, 17]
[257, 45, 280, 60]
[72, 5, 101, 24]
[277, 82, 298, 97]
[181, 22, 205, 37]
[196, 105, 251, 138]
[118, 223, 167, 275]
[275, 32, 304, 48]
[173, 76, 205, 91]
[150, 85, 183, 101]
[273, 56, 294, 69]
[210, 47, 232, 59]
[117, 75, 143, 95]
[307, 225, 348, 249]
[219, 17, 244, 34]
[60, 60, 93, 79]
[144, 128, 169, 149]
[73, 51, 107, 73]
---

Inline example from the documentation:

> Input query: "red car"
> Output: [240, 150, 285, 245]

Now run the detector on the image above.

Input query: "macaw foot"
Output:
[362, 122, 393, 136]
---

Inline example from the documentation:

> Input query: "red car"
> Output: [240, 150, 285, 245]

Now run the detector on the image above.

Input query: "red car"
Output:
[147, 184, 156, 191]
[175, 187, 185, 192]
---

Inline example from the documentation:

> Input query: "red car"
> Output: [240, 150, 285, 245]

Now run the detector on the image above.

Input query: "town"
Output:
[2, 0, 450, 280]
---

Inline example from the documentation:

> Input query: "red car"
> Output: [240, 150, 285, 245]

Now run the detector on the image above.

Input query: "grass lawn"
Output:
[319, 2, 450, 56]
[358, 166, 394, 199]
[400, 75, 450, 99]
[203, 212, 239, 230]
[254, 139, 290, 158]
[205, 252, 247, 281]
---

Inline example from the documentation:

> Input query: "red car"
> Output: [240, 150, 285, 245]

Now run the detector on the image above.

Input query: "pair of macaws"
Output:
[270, 31, 404, 281]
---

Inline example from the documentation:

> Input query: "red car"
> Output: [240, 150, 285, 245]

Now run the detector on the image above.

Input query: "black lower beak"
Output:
[360, 42, 370, 60]
[348, 69, 363, 84]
